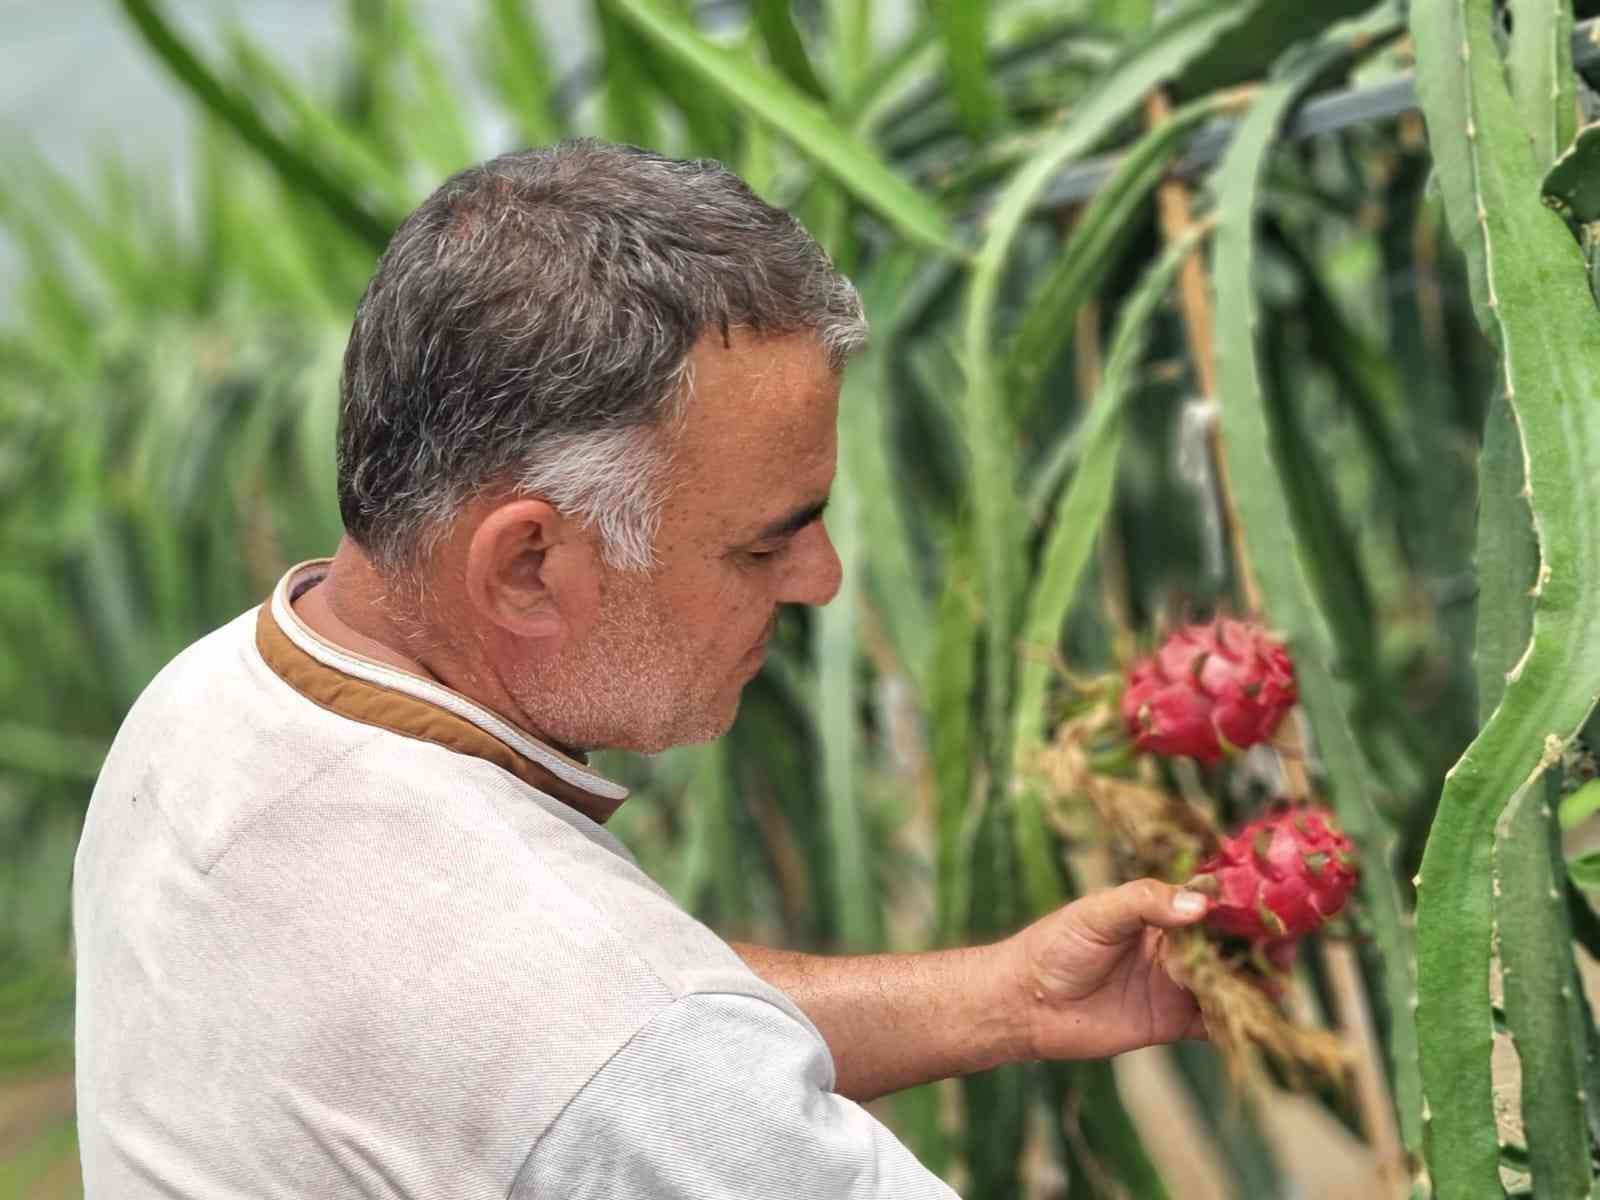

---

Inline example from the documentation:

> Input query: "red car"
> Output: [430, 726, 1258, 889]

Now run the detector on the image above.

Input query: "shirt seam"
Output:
[202, 733, 383, 876]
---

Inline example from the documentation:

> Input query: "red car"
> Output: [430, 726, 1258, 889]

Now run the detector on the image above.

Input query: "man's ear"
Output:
[462, 499, 595, 641]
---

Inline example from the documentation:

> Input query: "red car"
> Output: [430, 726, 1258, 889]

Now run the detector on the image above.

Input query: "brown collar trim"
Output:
[254, 602, 624, 825]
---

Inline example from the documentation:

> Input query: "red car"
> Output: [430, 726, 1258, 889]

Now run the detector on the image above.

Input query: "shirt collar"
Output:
[256, 559, 628, 824]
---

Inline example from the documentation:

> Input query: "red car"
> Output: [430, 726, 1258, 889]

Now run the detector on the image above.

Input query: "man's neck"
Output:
[286, 540, 615, 816]
[291, 541, 544, 744]
[290, 542, 439, 681]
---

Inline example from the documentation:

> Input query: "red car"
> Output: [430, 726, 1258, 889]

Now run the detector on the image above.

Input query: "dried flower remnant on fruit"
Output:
[1121, 618, 1296, 764]
[1189, 806, 1359, 942]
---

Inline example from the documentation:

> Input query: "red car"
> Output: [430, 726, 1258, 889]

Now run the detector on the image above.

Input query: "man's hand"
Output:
[734, 878, 1210, 1102]
[1002, 879, 1210, 1062]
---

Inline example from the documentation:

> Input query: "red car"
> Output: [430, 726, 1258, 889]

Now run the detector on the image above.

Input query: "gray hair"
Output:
[336, 139, 867, 576]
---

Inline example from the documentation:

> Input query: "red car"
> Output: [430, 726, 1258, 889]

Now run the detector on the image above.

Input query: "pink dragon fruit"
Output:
[1191, 806, 1359, 942]
[1122, 618, 1297, 764]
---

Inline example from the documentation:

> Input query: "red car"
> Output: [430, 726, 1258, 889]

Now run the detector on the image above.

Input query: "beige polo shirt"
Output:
[72, 560, 956, 1198]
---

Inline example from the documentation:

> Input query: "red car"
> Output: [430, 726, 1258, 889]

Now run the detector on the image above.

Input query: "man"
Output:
[73, 139, 1210, 1197]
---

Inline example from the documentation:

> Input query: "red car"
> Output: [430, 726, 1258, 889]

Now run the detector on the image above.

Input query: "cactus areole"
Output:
[1121, 618, 1296, 764]
[1192, 807, 1358, 941]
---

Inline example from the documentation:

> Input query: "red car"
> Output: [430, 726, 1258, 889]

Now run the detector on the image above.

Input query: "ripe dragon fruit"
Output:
[1189, 806, 1359, 942]
[1121, 618, 1296, 764]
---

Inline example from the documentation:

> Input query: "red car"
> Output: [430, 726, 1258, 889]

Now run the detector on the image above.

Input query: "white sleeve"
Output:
[512, 991, 959, 1199]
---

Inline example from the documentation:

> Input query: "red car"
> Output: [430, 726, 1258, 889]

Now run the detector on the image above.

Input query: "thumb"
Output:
[1067, 879, 1211, 945]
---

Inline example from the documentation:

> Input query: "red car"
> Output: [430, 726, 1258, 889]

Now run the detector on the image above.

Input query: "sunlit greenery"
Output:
[8, 0, 1600, 1194]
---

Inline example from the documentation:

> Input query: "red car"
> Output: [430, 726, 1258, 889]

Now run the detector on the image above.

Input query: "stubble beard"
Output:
[508, 567, 740, 755]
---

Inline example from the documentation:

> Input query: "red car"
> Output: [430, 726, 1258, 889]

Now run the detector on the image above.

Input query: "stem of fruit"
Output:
[1145, 91, 1261, 620]
[1144, 88, 1408, 1196]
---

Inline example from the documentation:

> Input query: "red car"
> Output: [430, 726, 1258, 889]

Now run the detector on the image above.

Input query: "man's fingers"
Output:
[1069, 879, 1211, 945]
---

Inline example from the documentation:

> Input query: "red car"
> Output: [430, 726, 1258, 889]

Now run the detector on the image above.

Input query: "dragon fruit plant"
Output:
[1188, 806, 1359, 943]
[1120, 618, 1296, 764]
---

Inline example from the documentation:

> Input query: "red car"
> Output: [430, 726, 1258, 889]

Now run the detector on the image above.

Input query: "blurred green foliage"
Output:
[7, 0, 1599, 1194]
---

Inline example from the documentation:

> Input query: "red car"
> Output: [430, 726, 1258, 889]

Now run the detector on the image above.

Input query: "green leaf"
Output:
[1172, 1042, 1287, 1196]
[890, 1082, 948, 1179]
[1568, 851, 1600, 891]
[1004, 92, 1228, 425]
[0, 723, 106, 782]
[1542, 123, 1600, 224]
[9, 151, 160, 314]
[1496, 773, 1595, 1199]
[596, 0, 664, 148]
[1210, 5, 1420, 1165]
[963, 0, 1259, 770]
[1269, 225, 1419, 498]
[608, 0, 961, 255]
[635, 34, 742, 161]
[1071, 1060, 1171, 1198]
[1007, 225, 1205, 916]
[752, 0, 827, 101]
[225, 33, 413, 214]
[851, 16, 1118, 141]
[817, 197, 880, 949]
[1568, 877, 1600, 957]
[116, 0, 395, 251]
[1474, 387, 1537, 724]
[935, 0, 999, 139]
[1261, 323, 1378, 675]
[1559, 778, 1600, 830]
[1174, 0, 1375, 97]
[668, 741, 735, 913]
[391, 0, 477, 175]
[1412, 0, 1600, 1191]
[812, 516, 874, 952]
[961, 1063, 1027, 1196]
[842, 252, 934, 686]
[825, 0, 873, 94]
[1091, 0, 1153, 36]
[1507, 0, 1576, 170]
[932, 533, 980, 944]
[485, 0, 565, 146]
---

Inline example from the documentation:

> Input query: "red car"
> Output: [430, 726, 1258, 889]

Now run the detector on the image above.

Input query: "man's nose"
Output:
[781, 521, 842, 607]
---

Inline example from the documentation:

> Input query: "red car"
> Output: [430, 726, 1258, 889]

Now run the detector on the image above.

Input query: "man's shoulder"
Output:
[224, 758, 793, 1014]
[88, 603, 382, 871]
[86, 601, 784, 1007]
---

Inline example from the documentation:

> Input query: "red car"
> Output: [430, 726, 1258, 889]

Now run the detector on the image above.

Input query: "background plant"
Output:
[6, 0, 1600, 1195]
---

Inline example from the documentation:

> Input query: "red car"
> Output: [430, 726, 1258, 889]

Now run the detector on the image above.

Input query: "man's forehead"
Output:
[682, 330, 838, 431]
[662, 329, 840, 538]
[670, 332, 839, 464]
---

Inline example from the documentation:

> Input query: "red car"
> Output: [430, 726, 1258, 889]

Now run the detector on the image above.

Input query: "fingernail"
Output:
[1173, 890, 1208, 916]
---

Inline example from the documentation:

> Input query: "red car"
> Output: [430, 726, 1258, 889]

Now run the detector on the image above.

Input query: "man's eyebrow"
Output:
[749, 498, 829, 542]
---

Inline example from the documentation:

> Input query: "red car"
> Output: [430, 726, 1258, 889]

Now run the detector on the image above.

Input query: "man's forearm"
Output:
[731, 941, 1028, 1103]
[732, 881, 1212, 1103]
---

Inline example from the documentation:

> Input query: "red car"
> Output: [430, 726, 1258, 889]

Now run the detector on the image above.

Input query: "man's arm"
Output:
[733, 878, 1211, 1103]
[730, 941, 1020, 1101]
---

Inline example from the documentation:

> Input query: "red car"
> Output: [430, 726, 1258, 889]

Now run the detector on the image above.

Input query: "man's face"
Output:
[526, 330, 843, 754]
